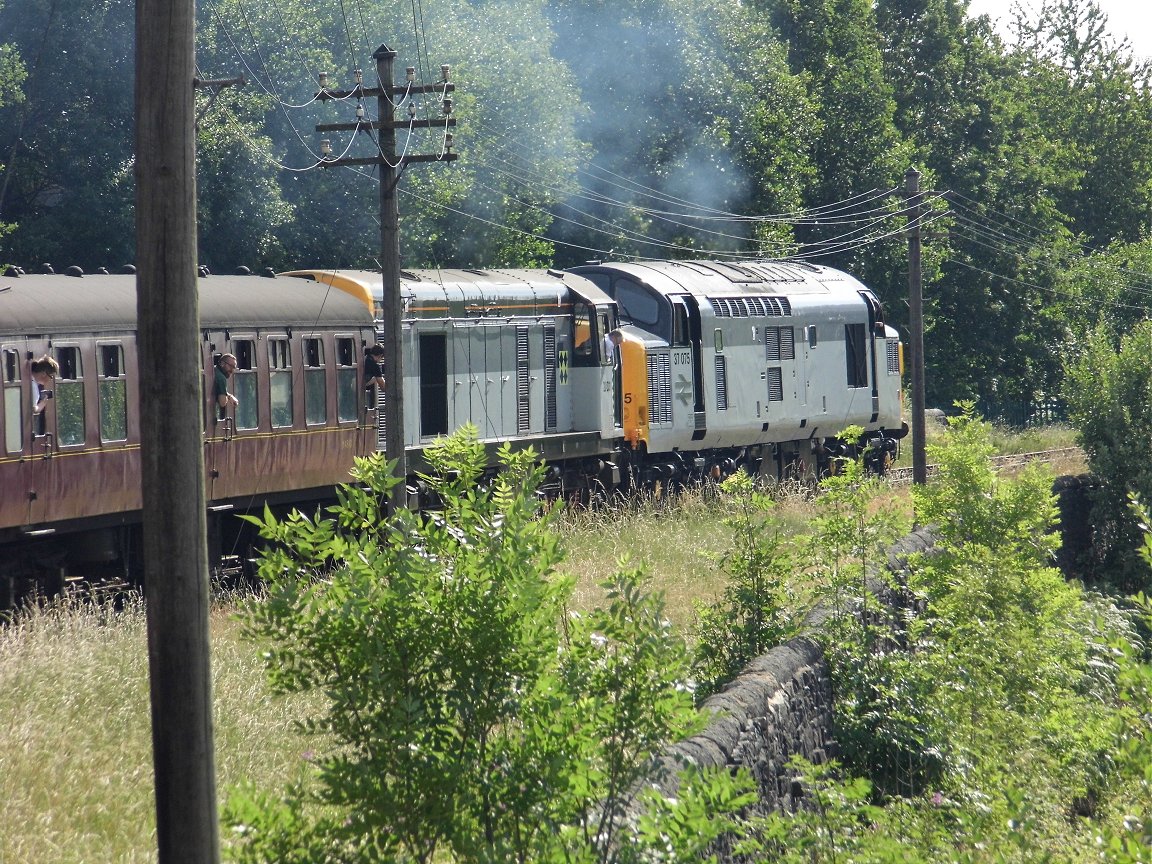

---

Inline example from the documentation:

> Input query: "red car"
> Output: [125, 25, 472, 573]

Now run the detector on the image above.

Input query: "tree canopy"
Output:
[2, 0, 1152, 414]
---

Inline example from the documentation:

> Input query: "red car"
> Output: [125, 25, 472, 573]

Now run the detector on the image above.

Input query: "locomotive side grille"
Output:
[715, 355, 728, 410]
[375, 329, 387, 450]
[516, 326, 530, 435]
[647, 353, 673, 424]
[886, 340, 900, 375]
[765, 327, 781, 362]
[544, 325, 558, 430]
[765, 296, 793, 316]
[709, 295, 793, 318]
[765, 326, 795, 362]
[780, 326, 795, 360]
[767, 367, 784, 402]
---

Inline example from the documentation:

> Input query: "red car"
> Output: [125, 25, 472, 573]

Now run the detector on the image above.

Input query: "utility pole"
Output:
[905, 167, 927, 486]
[136, 0, 220, 858]
[317, 46, 456, 512]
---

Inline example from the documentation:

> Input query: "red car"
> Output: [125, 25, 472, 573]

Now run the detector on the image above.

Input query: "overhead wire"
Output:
[201, 0, 1152, 316]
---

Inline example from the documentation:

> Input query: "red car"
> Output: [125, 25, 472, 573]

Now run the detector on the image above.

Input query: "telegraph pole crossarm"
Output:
[313, 44, 458, 513]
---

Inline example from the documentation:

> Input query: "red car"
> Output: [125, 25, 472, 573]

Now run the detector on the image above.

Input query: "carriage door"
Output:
[3, 348, 38, 526]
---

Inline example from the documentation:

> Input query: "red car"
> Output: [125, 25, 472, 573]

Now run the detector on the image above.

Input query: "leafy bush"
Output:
[1064, 321, 1152, 593]
[691, 468, 806, 701]
[222, 428, 744, 863]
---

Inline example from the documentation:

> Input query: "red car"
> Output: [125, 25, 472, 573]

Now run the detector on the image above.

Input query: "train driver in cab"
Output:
[214, 353, 239, 419]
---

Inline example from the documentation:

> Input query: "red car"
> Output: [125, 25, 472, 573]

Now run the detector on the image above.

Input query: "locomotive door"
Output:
[567, 297, 618, 433]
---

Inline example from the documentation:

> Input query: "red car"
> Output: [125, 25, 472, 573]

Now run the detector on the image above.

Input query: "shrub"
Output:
[222, 428, 741, 864]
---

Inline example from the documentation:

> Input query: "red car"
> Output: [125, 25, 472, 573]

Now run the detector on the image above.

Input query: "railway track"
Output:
[886, 447, 1084, 484]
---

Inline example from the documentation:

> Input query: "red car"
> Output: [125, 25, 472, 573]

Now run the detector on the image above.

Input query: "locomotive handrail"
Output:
[219, 416, 234, 442]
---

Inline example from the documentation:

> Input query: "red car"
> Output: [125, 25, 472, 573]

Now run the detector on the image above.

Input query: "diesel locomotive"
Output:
[286, 258, 906, 491]
[1, 258, 904, 606]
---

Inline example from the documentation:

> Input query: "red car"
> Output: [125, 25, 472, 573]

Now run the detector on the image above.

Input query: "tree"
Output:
[0, 0, 26, 251]
[1064, 321, 1152, 594]
[0, 0, 136, 271]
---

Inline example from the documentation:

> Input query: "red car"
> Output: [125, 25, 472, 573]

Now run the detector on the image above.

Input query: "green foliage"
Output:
[691, 469, 804, 700]
[804, 441, 924, 797]
[1065, 321, 1152, 593]
[224, 427, 736, 863]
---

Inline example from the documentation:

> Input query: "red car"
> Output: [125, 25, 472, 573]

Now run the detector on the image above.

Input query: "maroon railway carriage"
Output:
[0, 270, 379, 606]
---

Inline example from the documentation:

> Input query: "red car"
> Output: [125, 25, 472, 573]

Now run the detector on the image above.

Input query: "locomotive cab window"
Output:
[671, 299, 690, 348]
[4, 349, 20, 454]
[303, 337, 327, 426]
[336, 337, 358, 422]
[98, 344, 127, 442]
[599, 309, 617, 366]
[268, 338, 293, 428]
[572, 302, 597, 367]
[613, 278, 660, 327]
[232, 339, 258, 431]
[54, 346, 85, 446]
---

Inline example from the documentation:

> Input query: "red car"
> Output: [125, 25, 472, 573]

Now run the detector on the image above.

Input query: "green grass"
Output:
[0, 426, 1115, 862]
[553, 482, 826, 628]
[0, 596, 324, 864]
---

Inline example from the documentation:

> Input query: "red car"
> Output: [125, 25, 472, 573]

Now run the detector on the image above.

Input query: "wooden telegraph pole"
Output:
[135, 0, 220, 859]
[905, 167, 927, 486]
[317, 46, 457, 511]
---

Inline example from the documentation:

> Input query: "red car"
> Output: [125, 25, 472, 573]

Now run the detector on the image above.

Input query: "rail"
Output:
[886, 447, 1083, 484]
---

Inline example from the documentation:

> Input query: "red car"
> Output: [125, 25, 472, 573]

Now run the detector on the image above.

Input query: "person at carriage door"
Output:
[214, 353, 239, 419]
[30, 354, 59, 436]
[363, 344, 386, 391]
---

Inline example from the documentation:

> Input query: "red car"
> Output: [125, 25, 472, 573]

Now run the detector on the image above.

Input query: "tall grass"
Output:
[553, 482, 823, 628]
[0, 594, 323, 864]
[0, 426, 1085, 861]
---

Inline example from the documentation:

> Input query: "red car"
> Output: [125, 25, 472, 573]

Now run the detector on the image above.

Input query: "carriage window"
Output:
[4, 349, 21, 453]
[269, 338, 293, 428]
[98, 344, 127, 442]
[336, 337, 358, 422]
[55, 346, 85, 446]
[303, 337, 327, 425]
[232, 339, 258, 430]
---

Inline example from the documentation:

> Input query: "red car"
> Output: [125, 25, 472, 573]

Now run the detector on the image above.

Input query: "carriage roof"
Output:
[0, 272, 374, 335]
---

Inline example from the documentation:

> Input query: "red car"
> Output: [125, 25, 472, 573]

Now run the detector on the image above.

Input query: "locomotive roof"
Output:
[0, 272, 374, 334]
[283, 267, 615, 308]
[574, 259, 868, 297]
